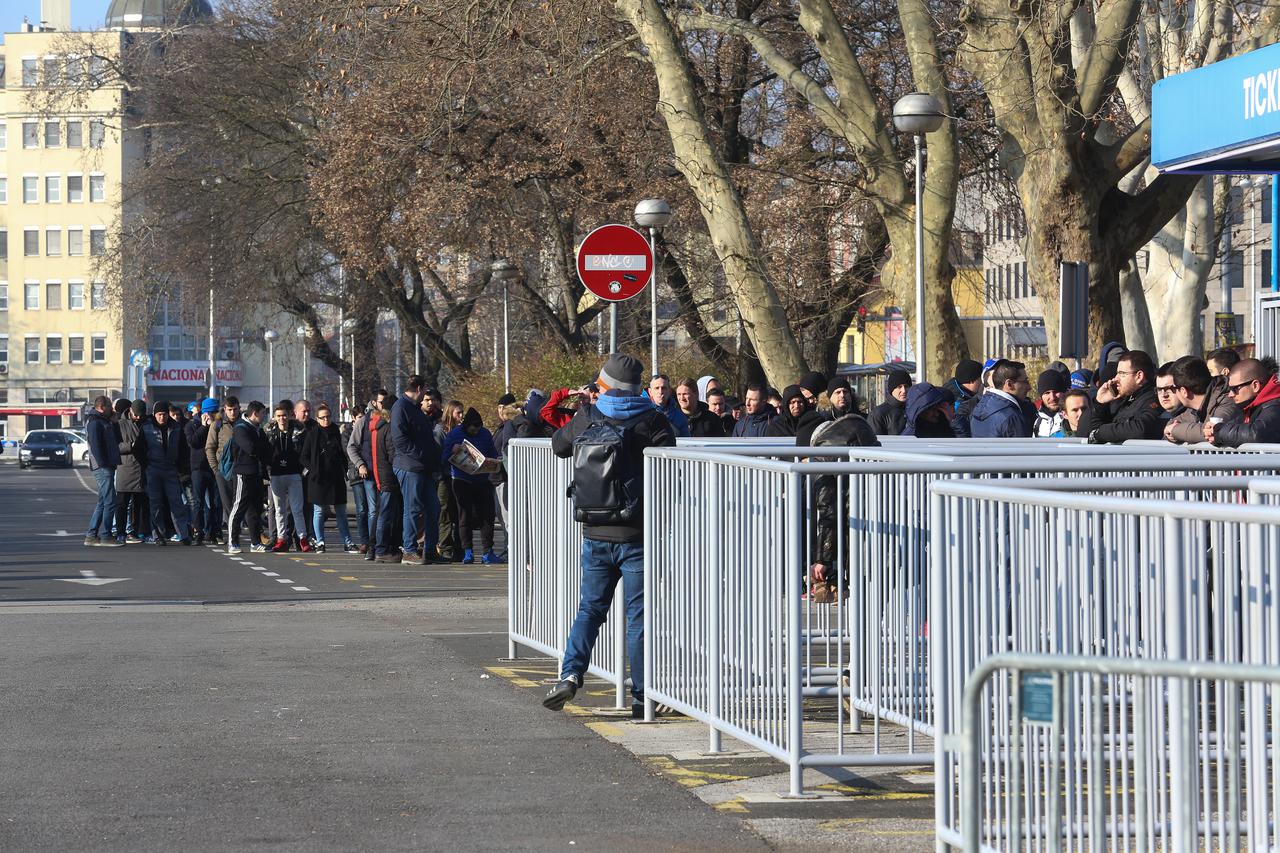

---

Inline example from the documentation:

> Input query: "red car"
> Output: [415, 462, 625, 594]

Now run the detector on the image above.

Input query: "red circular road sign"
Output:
[576, 224, 653, 302]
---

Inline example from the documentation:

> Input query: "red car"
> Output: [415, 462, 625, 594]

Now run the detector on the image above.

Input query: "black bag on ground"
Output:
[568, 409, 647, 525]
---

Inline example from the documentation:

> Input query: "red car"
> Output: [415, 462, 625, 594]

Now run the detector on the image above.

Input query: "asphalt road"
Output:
[0, 462, 771, 851]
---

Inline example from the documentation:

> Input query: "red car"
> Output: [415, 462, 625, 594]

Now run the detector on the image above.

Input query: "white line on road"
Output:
[291, 586, 310, 591]
[276, 579, 294, 584]
[71, 467, 97, 494]
[262, 572, 279, 577]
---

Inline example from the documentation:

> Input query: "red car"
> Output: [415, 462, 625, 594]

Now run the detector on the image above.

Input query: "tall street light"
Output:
[635, 199, 672, 373]
[892, 92, 945, 383]
[200, 175, 223, 398]
[491, 258, 519, 393]
[264, 329, 279, 405]
[295, 326, 308, 400]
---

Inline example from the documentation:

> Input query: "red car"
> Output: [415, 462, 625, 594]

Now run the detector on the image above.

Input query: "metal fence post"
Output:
[929, 489, 951, 852]
[785, 468, 809, 797]
[1163, 514, 1195, 853]
[643, 453, 656, 723]
[706, 461, 723, 753]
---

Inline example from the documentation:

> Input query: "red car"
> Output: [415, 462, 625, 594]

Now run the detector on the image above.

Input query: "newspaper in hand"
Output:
[448, 439, 501, 475]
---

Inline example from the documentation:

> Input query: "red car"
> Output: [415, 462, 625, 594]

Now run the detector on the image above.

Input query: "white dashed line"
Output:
[276, 578, 294, 584]
[292, 586, 310, 591]
[262, 572, 279, 577]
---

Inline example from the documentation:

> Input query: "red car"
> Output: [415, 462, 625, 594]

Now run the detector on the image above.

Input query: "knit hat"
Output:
[827, 377, 852, 396]
[597, 353, 643, 394]
[781, 385, 805, 407]
[131, 399, 147, 418]
[798, 371, 826, 397]
[885, 369, 913, 394]
[496, 393, 517, 406]
[1070, 369, 1094, 389]
[153, 400, 170, 415]
[1037, 370, 1069, 394]
[1047, 360, 1072, 377]
[187, 401, 199, 414]
[954, 359, 983, 384]
[201, 397, 219, 414]
[462, 407, 483, 429]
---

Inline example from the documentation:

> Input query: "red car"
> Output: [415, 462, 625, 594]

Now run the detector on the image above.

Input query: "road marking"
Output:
[71, 468, 97, 494]
[39, 530, 76, 537]
[360, 584, 377, 589]
[339, 576, 358, 581]
[262, 572, 279, 577]
[291, 586, 310, 591]
[275, 579, 294, 584]
[58, 569, 130, 586]
[321, 569, 337, 573]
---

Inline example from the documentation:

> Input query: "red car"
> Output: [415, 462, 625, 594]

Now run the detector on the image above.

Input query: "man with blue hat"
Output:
[185, 397, 223, 544]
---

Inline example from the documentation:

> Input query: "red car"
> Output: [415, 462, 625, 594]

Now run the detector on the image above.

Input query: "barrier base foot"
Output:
[699, 750, 737, 757]
[590, 708, 633, 718]
[778, 792, 820, 800]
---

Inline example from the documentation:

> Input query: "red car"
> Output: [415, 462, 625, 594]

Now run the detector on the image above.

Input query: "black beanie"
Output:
[496, 393, 517, 406]
[153, 400, 170, 415]
[954, 359, 982, 384]
[1037, 370, 1070, 394]
[798, 371, 826, 397]
[886, 369, 913, 394]
[827, 377, 852, 396]
[131, 399, 147, 418]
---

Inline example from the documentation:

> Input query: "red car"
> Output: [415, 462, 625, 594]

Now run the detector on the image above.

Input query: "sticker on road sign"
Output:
[1020, 672, 1055, 724]
[577, 224, 653, 302]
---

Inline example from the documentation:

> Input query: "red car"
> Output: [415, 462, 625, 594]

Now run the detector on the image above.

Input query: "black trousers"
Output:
[229, 474, 266, 547]
[451, 478, 496, 553]
[115, 490, 150, 538]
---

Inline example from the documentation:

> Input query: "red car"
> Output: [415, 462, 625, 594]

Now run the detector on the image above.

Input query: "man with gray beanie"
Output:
[1033, 369, 1069, 437]
[543, 353, 677, 718]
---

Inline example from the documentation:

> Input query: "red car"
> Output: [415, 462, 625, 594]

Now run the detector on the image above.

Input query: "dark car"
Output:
[18, 431, 75, 469]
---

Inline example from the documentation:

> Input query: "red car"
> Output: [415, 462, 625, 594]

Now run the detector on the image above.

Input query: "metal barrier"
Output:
[930, 480, 1280, 851]
[957, 654, 1280, 853]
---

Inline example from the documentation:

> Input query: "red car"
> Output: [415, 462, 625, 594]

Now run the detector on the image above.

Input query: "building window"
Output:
[46, 281, 61, 310]
[45, 229, 61, 256]
[68, 281, 84, 310]
[25, 336, 38, 363]
[44, 121, 60, 148]
[24, 281, 37, 310]
[89, 120, 106, 149]
[0, 229, 7, 260]
[0, 283, 6, 311]
[66, 120, 82, 148]
[90, 229, 106, 257]
[23, 229, 38, 257]
[43, 57, 60, 87]
[66, 56, 83, 83]
[1227, 250, 1245, 290]
[22, 121, 37, 148]
[68, 335, 84, 364]
[68, 228, 83, 256]
[0, 123, 6, 150]
[0, 177, 6, 204]
[1265, 249, 1274, 290]
[91, 335, 106, 363]
[89, 174, 105, 203]
[45, 175, 60, 203]
[67, 174, 83, 203]
[0, 335, 7, 367]
[23, 176, 37, 204]
[22, 59, 37, 87]
[88, 56, 106, 87]
[46, 335, 62, 364]
[91, 281, 106, 310]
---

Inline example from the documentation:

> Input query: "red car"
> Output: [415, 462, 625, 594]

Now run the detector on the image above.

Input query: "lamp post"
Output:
[491, 258, 519, 393]
[892, 92, 945, 383]
[200, 176, 223, 398]
[263, 329, 278, 405]
[295, 326, 308, 400]
[634, 199, 672, 373]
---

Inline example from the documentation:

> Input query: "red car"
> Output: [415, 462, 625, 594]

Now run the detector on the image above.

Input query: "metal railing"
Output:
[930, 480, 1280, 851]
[957, 654, 1280, 853]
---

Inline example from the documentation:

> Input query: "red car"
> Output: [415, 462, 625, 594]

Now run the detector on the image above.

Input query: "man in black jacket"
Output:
[227, 402, 271, 555]
[868, 370, 912, 435]
[84, 396, 123, 547]
[391, 375, 442, 562]
[1207, 359, 1280, 446]
[1077, 350, 1165, 444]
[543, 354, 676, 718]
[185, 398, 222, 545]
[140, 400, 192, 545]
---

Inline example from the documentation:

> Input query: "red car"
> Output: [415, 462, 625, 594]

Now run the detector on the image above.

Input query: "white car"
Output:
[22, 429, 90, 466]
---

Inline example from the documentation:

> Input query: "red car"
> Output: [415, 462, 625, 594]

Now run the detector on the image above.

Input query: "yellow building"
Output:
[0, 21, 128, 436]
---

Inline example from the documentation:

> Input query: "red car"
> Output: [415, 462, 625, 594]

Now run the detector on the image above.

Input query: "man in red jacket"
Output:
[540, 384, 598, 431]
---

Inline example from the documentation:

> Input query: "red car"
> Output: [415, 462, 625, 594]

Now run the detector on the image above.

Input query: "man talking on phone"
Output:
[1076, 349, 1165, 443]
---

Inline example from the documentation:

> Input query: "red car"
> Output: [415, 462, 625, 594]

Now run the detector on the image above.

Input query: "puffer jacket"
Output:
[205, 416, 237, 476]
[140, 418, 188, 473]
[970, 392, 1032, 438]
[808, 414, 880, 568]
[116, 416, 146, 493]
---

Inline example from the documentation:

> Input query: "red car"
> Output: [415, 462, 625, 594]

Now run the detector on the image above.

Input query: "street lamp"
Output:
[200, 175, 223, 398]
[892, 92, 945, 383]
[263, 329, 278, 405]
[295, 326, 308, 400]
[491, 258, 519, 393]
[634, 199, 672, 373]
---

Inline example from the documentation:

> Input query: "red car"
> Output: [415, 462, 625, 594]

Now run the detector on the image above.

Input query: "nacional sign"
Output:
[576, 224, 653, 302]
[149, 360, 243, 387]
[1154, 42, 1280, 173]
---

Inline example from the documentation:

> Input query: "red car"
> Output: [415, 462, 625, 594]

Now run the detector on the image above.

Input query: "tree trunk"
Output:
[1118, 260, 1157, 355]
[1155, 175, 1218, 359]
[615, 0, 807, 385]
[880, 213, 969, 382]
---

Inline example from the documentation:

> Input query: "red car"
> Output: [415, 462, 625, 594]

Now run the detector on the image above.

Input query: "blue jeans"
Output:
[561, 539, 646, 704]
[351, 480, 369, 546]
[191, 469, 221, 537]
[312, 504, 353, 546]
[376, 490, 402, 556]
[87, 467, 117, 538]
[146, 468, 191, 541]
[395, 468, 440, 554]
[361, 480, 378, 546]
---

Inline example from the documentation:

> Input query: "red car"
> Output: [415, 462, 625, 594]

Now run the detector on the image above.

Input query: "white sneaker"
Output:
[227, 544, 242, 555]
[250, 543, 267, 554]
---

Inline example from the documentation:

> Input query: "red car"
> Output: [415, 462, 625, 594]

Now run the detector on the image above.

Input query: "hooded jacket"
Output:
[301, 421, 348, 505]
[732, 403, 776, 438]
[766, 387, 806, 437]
[1166, 376, 1242, 444]
[205, 415, 237, 476]
[85, 410, 121, 470]
[185, 416, 214, 474]
[230, 418, 270, 478]
[140, 416, 189, 472]
[903, 383, 958, 438]
[551, 391, 676, 543]
[370, 412, 399, 494]
[1077, 384, 1165, 444]
[116, 416, 146, 493]
[267, 419, 306, 476]
[970, 391, 1033, 438]
[442, 408, 499, 484]
[1033, 407, 1065, 438]
[1215, 377, 1280, 446]
[943, 377, 978, 412]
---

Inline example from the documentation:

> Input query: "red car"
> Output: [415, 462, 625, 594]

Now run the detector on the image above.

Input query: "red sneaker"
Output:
[299, 537, 313, 553]
[271, 538, 289, 553]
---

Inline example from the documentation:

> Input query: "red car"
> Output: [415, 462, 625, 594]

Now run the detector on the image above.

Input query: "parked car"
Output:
[22, 429, 90, 465]
[18, 431, 76, 468]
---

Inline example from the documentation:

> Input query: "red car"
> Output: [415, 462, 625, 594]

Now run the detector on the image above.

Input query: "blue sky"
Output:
[3, 1, 114, 36]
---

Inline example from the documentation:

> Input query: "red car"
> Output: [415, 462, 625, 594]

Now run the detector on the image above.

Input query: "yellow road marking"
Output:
[485, 666, 540, 688]
[817, 819, 933, 834]
[643, 756, 749, 788]
[585, 720, 625, 738]
[305, 562, 321, 566]
[713, 798, 749, 813]
[340, 576, 358, 581]
[321, 569, 337, 573]
[814, 782, 930, 801]
[360, 584, 378, 589]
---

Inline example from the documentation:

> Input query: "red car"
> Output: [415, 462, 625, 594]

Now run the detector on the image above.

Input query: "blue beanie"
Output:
[200, 397, 219, 414]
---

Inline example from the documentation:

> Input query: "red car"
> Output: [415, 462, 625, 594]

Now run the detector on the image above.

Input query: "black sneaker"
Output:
[84, 535, 100, 547]
[542, 677, 579, 711]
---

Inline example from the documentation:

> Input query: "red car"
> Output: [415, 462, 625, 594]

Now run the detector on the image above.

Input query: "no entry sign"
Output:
[576, 224, 653, 302]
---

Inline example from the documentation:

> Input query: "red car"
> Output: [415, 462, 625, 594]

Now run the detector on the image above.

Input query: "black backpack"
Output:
[568, 408, 649, 525]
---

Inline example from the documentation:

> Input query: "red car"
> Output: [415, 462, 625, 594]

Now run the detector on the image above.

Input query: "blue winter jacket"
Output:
[969, 392, 1033, 438]
[442, 425, 499, 484]
[642, 390, 691, 437]
[85, 410, 122, 469]
[390, 395, 439, 474]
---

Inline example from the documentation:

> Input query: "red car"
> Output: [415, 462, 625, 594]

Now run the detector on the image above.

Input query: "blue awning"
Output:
[1154, 43, 1280, 174]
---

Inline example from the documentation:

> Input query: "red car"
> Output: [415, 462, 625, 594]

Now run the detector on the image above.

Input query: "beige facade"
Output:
[0, 27, 128, 437]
